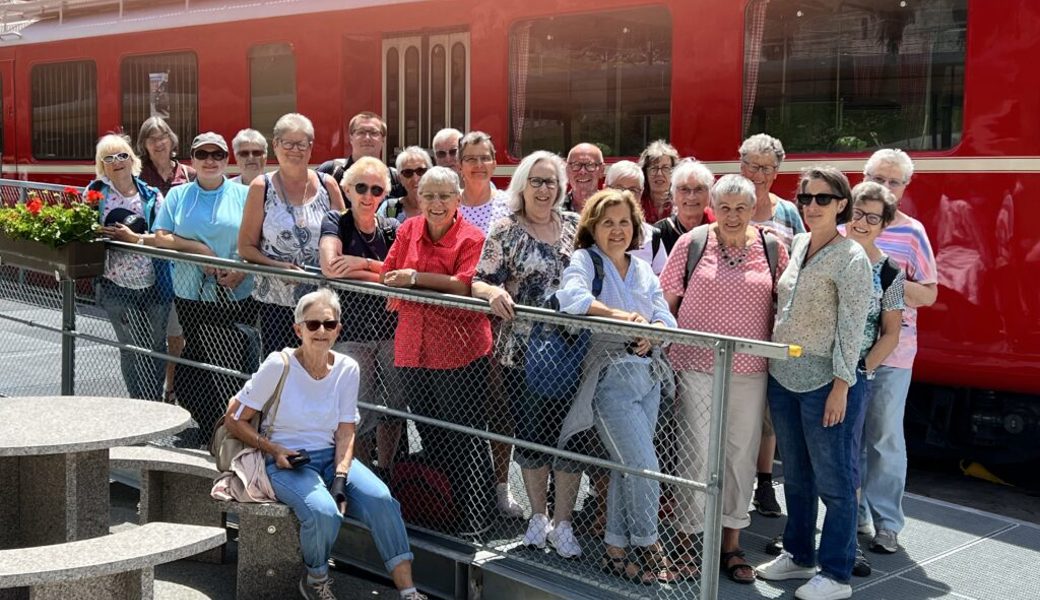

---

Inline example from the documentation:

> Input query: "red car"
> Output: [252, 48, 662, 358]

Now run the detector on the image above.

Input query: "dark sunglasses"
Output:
[236, 150, 265, 158]
[352, 182, 386, 197]
[435, 148, 458, 159]
[102, 152, 131, 164]
[400, 167, 428, 179]
[796, 193, 844, 207]
[192, 149, 228, 161]
[301, 319, 339, 332]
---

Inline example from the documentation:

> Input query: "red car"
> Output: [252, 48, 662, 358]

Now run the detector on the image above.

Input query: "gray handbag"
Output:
[209, 351, 290, 472]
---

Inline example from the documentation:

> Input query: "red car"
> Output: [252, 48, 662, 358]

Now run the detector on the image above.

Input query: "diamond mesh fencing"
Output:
[0, 217, 795, 600]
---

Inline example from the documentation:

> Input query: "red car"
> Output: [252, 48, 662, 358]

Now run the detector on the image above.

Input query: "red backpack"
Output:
[390, 457, 456, 530]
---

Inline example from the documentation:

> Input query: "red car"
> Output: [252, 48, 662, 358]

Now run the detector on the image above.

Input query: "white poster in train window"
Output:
[149, 72, 170, 119]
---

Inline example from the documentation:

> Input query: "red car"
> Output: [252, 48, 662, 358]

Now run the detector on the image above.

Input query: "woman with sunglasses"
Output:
[89, 134, 170, 402]
[223, 288, 428, 600]
[379, 146, 431, 223]
[239, 113, 344, 356]
[382, 166, 497, 537]
[637, 140, 680, 224]
[458, 131, 510, 233]
[319, 157, 404, 480]
[472, 151, 584, 557]
[756, 166, 873, 600]
[229, 128, 268, 185]
[154, 131, 256, 447]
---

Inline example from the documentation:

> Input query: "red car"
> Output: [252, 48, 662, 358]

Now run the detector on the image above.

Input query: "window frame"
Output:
[119, 50, 200, 159]
[30, 59, 98, 161]
[247, 41, 298, 145]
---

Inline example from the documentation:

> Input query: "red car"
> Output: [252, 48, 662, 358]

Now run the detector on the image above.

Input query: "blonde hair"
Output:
[94, 134, 142, 179]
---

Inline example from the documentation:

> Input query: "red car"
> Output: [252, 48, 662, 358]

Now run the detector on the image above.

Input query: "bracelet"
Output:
[136, 235, 145, 246]
[334, 471, 348, 478]
[409, 271, 418, 287]
[255, 433, 264, 452]
[365, 257, 372, 271]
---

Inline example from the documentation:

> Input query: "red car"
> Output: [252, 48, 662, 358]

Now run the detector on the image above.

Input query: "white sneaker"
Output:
[757, 551, 817, 581]
[546, 521, 582, 559]
[496, 483, 525, 518]
[795, 574, 852, 600]
[857, 521, 875, 537]
[522, 513, 552, 549]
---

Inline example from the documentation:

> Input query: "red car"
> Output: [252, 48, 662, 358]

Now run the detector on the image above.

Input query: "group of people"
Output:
[88, 110, 936, 600]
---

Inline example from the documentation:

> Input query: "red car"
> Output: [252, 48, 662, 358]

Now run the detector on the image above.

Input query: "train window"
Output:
[31, 61, 97, 160]
[509, 8, 671, 158]
[121, 52, 198, 158]
[743, 0, 967, 153]
[249, 43, 297, 142]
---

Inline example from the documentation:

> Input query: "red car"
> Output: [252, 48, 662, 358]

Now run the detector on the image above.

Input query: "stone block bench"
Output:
[213, 500, 303, 600]
[0, 522, 225, 600]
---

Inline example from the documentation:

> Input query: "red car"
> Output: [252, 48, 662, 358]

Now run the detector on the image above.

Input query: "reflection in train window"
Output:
[31, 61, 97, 160]
[509, 8, 672, 158]
[250, 43, 297, 143]
[743, 0, 967, 153]
[121, 52, 198, 158]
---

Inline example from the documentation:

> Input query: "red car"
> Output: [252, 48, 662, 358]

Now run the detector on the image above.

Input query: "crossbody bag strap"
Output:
[262, 351, 291, 436]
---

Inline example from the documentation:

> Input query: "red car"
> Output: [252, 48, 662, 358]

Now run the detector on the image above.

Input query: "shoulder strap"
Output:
[759, 228, 781, 304]
[338, 210, 355, 249]
[683, 224, 711, 289]
[587, 250, 605, 297]
[377, 214, 398, 243]
[880, 257, 900, 293]
[651, 227, 662, 259]
[262, 351, 292, 435]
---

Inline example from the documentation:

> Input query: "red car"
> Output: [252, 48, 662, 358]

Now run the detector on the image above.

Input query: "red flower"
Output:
[85, 190, 103, 205]
[26, 198, 42, 215]
[64, 186, 81, 196]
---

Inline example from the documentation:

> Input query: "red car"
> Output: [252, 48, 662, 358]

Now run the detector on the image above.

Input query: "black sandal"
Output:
[641, 547, 686, 584]
[720, 549, 756, 584]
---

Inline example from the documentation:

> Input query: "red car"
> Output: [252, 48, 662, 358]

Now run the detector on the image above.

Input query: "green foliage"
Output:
[0, 191, 99, 248]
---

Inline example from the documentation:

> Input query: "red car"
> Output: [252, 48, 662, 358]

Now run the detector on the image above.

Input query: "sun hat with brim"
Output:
[190, 132, 228, 152]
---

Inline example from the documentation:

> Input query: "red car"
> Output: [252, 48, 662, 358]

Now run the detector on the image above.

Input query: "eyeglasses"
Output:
[527, 177, 558, 189]
[352, 182, 386, 197]
[742, 160, 778, 175]
[400, 167, 428, 179]
[851, 209, 884, 226]
[102, 152, 131, 164]
[192, 149, 228, 161]
[236, 150, 265, 158]
[276, 139, 312, 151]
[676, 184, 708, 195]
[648, 166, 673, 175]
[301, 319, 339, 332]
[568, 161, 603, 173]
[420, 192, 456, 202]
[608, 184, 643, 196]
[461, 155, 495, 165]
[146, 135, 169, 144]
[352, 128, 384, 139]
[434, 148, 458, 159]
[795, 193, 844, 207]
[865, 174, 907, 188]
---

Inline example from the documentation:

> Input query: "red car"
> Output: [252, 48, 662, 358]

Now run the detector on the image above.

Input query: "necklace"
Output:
[804, 231, 841, 265]
[357, 220, 377, 243]
[716, 227, 750, 268]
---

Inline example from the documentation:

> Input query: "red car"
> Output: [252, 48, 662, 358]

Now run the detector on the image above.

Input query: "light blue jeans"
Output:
[594, 361, 662, 548]
[95, 278, 169, 401]
[266, 447, 413, 578]
[858, 366, 913, 533]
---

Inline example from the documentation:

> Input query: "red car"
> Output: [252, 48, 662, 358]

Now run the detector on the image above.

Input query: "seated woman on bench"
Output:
[223, 288, 427, 600]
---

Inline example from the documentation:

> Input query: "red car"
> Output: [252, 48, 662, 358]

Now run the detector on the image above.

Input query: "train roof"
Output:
[0, 0, 411, 45]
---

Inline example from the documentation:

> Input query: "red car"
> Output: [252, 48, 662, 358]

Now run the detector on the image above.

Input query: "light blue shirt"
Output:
[152, 180, 253, 301]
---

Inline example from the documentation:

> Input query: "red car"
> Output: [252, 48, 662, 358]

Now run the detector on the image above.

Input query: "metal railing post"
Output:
[60, 276, 76, 395]
[700, 338, 735, 600]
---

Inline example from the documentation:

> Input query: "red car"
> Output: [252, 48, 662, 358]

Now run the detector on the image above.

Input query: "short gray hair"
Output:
[711, 174, 757, 209]
[232, 129, 267, 154]
[294, 287, 341, 323]
[505, 151, 568, 213]
[418, 166, 462, 195]
[395, 146, 433, 171]
[851, 181, 899, 226]
[605, 160, 645, 188]
[864, 148, 914, 181]
[458, 130, 495, 158]
[432, 128, 463, 148]
[273, 113, 315, 142]
[671, 159, 714, 196]
[739, 133, 785, 164]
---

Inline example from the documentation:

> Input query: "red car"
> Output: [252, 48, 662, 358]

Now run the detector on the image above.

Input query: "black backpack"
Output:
[682, 224, 781, 300]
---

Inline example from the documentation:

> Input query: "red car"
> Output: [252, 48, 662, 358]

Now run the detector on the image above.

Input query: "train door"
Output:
[382, 32, 470, 156]
[0, 60, 13, 179]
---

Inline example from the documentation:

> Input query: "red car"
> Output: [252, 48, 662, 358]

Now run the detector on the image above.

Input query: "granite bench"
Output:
[0, 522, 226, 600]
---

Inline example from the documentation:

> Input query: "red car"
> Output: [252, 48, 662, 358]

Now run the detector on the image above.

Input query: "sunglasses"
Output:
[434, 148, 458, 159]
[301, 319, 339, 332]
[400, 167, 428, 179]
[192, 149, 228, 161]
[851, 209, 884, 226]
[236, 150, 265, 158]
[352, 182, 386, 197]
[796, 193, 844, 207]
[102, 152, 131, 164]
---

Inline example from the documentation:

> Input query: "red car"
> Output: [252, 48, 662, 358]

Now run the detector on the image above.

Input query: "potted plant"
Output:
[0, 187, 105, 279]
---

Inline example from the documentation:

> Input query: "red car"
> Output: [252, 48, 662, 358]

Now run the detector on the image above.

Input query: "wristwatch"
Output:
[136, 235, 145, 245]
[409, 271, 419, 287]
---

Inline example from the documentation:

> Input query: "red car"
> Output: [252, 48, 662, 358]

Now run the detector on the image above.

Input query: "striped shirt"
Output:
[873, 214, 937, 369]
[751, 195, 805, 249]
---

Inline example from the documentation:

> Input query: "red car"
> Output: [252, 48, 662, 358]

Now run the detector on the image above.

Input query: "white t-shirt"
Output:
[630, 223, 668, 275]
[237, 349, 360, 451]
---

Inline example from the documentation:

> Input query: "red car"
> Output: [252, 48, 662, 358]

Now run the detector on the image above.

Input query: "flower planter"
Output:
[0, 236, 105, 279]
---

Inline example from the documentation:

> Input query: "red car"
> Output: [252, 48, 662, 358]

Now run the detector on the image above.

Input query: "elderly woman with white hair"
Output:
[239, 113, 345, 356]
[223, 288, 427, 600]
[857, 149, 937, 555]
[605, 160, 668, 274]
[229, 128, 268, 185]
[659, 174, 789, 584]
[431, 127, 463, 172]
[655, 158, 716, 254]
[379, 146, 431, 222]
[472, 151, 585, 558]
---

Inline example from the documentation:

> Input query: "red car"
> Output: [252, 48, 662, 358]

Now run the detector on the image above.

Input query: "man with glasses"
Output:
[318, 112, 407, 201]
[229, 128, 268, 185]
[563, 143, 604, 213]
[432, 128, 463, 174]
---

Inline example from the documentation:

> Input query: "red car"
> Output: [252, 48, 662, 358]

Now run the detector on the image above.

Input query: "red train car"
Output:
[0, 0, 1036, 460]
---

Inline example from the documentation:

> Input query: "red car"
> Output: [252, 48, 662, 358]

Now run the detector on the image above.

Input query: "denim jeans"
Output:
[858, 366, 913, 533]
[96, 278, 170, 401]
[266, 446, 413, 578]
[768, 375, 866, 583]
[594, 361, 662, 548]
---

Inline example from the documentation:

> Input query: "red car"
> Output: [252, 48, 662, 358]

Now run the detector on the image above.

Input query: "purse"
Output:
[209, 351, 290, 472]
